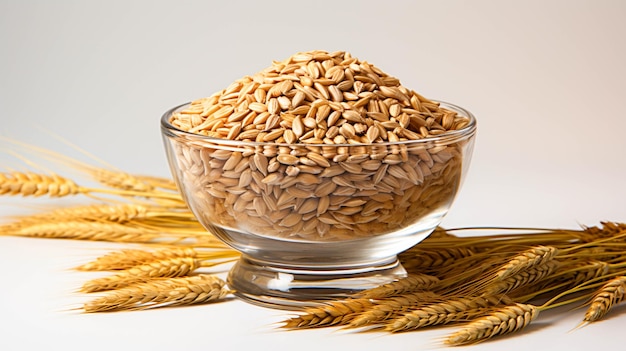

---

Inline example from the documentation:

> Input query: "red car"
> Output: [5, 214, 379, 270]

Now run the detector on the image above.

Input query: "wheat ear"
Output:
[83, 274, 230, 312]
[399, 247, 475, 270]
[281, 298, 373, 329]
[494, 246, 559, 281]
[444, 303, 538, 345]
[387, 295, 511, 332]
[0, 172, 81, 197]
[1, 220, 159, 243]
[6, 204, 150, 229]
[89, 168, 155, 192]
[81, 257, 200, 292]
[348, 291, 441, 328]
[353, 274, 440, 299]
[482, 260, 560, 295]
[76, 247, 199, 271]
[583, 276, 626, 323]
[583, 221, 626, 238]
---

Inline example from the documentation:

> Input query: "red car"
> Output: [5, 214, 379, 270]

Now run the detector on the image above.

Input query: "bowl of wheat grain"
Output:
[161, 50, 476, 308]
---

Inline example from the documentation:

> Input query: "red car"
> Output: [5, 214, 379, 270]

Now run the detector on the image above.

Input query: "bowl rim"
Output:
[160, 100, 476, 147]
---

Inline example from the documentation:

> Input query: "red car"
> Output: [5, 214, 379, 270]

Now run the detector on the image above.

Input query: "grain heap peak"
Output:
[169, 50, 470, 144]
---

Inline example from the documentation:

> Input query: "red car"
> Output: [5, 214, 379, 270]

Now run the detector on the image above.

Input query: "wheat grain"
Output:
[583, 276, 626, 323]
[81, 257, 200, 292]
[444, 303, 538, 345]
[83, 274, 229, 312]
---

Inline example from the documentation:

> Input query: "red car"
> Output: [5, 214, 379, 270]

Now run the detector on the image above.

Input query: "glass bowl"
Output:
[161, 101, 476, 308]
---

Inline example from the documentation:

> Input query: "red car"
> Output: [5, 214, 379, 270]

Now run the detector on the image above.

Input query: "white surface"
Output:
[1, 0, 625, 350]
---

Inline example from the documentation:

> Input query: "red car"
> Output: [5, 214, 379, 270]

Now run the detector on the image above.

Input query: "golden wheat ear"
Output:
[83, 274, 230, 313]
[76, 247, 198, 271]
[1, 137, 183, 202]
[443, 303, 539, 346]
[281, 299, 374, 329]
[80, 257, 201, 293]
[582, 276, 626, 323]
[352, 273, 440, 299]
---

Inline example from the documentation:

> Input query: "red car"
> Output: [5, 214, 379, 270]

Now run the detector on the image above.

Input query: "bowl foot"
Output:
[227, 255, 406, 310]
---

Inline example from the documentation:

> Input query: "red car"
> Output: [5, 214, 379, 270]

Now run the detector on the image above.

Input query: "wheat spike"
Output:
[81, 257, 200, 292]
[494, 246, 559, 281]
[444, 303, 538, 345]
[134, 175, 178, 191]
[583, 221, 626, 239]
[399, 247, 475, 270]
[483, 260, 560, 295]
[83, 274, 229, 312]
[90, 168, 155, 192]
[569, 261, 611, 286]
[76, 247, 198, 271]
[353, 274, 440, 299]
[387, 295, 510, 332]
[1, 220, 160, 242]
[348, 291, 441, 328]
[583, 276, 626, 323]
[281, 298, 373, 329]
[7, 204, 149, 229]
[0, 171, 81, 197]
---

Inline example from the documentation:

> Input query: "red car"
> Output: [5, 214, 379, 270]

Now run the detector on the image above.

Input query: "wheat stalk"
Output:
[353, 273, 440, 299]
[81, 257, 200, 292]
[83, 274, 230, 312]
[444, 303, 538, 345]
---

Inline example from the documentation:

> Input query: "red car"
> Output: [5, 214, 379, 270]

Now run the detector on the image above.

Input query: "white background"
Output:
[1, 1, 625, 350]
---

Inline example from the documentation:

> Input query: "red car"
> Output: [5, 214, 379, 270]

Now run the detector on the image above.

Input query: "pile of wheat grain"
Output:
[164, 50, 473, 241]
